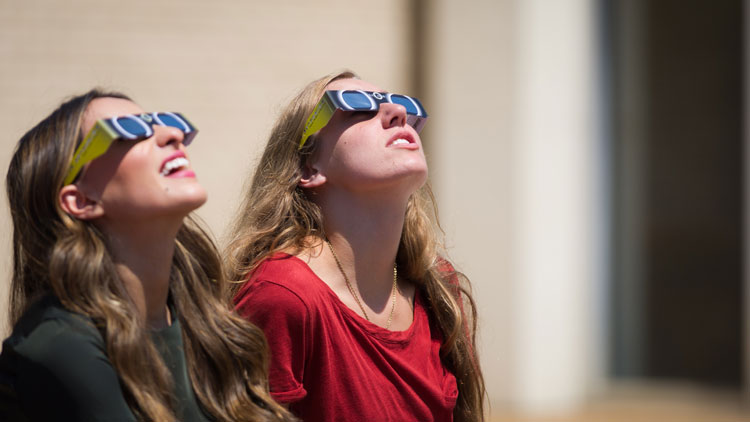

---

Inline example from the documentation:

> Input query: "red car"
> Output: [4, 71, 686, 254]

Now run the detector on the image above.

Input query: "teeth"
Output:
[160, 157, 188, 176]
[391, 138, 410, 146]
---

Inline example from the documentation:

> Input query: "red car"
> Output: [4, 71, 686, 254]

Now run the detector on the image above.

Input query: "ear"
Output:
[59, 184, 105, 220]
[298, 162, 327, 189]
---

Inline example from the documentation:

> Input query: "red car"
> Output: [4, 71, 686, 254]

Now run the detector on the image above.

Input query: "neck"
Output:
[319, 189, 408, 295]
[100, 216, 183, 329]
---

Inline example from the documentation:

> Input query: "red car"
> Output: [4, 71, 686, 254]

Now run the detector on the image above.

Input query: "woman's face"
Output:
[75, 97, 207, 222]
[308, 78, 428, 196]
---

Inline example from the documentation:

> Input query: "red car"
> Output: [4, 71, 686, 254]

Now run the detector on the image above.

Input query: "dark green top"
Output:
[0, 295, 211, 421]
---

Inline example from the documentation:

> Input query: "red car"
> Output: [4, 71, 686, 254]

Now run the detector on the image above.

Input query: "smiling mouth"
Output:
[160, 157, 189, 176]
[391, 138, 411, 146]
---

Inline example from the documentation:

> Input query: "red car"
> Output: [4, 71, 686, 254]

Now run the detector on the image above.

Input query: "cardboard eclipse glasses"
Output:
[299, 90, 428, 149]
[64, 112, 197, 185]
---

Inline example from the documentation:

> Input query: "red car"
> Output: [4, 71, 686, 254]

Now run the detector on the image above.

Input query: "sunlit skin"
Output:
[298, 78, 427, 330]
[305, 78, 428, 198]
[59, 97, 206, 329]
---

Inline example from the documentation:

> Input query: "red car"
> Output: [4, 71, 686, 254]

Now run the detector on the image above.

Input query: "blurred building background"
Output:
[1, 0, 749, 420]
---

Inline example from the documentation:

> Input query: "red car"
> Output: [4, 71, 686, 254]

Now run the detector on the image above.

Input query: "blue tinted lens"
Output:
[155, 113, 188, 131]
[389, 95, 419, 115]
[341, 91, 375, 110]
[116, 116, 150, 138]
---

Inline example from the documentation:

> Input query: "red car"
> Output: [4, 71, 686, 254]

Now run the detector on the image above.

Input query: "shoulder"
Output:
[0, 296, 135, 421]
[4, 296, 104, 364]
[435, 257, 456, 274]
[435, 257, 460, 286]
[234, 254, 320, 323]
[255, 253, 323, 288]
[235, 253, 328, 306]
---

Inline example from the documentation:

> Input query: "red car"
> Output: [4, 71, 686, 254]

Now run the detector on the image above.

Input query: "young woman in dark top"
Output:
[225, 71, 486, 421]
[0, 90, 296, 422]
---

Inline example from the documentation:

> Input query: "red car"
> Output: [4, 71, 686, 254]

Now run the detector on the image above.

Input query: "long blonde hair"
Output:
[225, 71, 486, 421]
[6, 90, 296, 422]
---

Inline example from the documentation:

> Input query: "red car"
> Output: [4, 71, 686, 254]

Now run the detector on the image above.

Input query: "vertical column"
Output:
[744, 0, 750, 403]
[423, 0, 516, 408]
[424, 0, 604, 413]
[610, 0, 648, 380]
[509, 0, 599, 411]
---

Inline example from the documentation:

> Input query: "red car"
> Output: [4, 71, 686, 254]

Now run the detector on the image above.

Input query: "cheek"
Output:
[330, 128, 378, 164]
[78, 144, 139, 195]
[99, 146, 156, 198]
[110, 147, 153, 183]
[329, 142, 373, 174]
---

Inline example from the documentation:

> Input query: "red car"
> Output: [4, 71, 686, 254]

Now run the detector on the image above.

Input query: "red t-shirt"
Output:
[234, 253, 458, 422]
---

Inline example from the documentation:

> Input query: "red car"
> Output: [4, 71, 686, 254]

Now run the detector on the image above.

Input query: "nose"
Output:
[153, 124, 185, 147]
[378, 103, 407, 129]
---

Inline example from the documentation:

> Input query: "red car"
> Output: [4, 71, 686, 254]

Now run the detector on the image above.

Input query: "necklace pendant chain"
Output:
[326, 240, 398, 330]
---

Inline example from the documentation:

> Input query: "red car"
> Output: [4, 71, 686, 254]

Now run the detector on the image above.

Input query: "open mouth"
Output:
[390, 138, 411, 146]
[160, 157, 189, 176]
[387, 133, 417, 148]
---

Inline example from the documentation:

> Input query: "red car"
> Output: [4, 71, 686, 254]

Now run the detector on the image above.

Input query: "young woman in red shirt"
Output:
[226, 71, 486, 422]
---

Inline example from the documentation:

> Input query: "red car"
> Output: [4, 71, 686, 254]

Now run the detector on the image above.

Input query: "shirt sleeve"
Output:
[12, 317, 137, 422]
[235, 279, 309, 403]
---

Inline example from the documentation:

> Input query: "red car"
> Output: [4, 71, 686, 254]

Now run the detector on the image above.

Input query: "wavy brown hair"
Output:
[224, 71, 486, 421]
[6, 89, 296, 422]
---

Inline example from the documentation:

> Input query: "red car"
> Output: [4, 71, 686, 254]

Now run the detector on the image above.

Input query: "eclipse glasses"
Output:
[64, 112, 197, 185]
[299, 90, 428, 149]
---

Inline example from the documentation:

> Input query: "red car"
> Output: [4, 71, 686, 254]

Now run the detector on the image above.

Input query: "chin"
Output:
[402, 156, 428, 175]
[179, 190, 208, 213]
[402, 163, 428, 184]
[373, 168, 428, 197]
[161, 186, 208, 217]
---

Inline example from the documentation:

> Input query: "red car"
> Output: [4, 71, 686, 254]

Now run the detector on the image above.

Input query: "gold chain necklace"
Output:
[326, 240, 398, 329]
